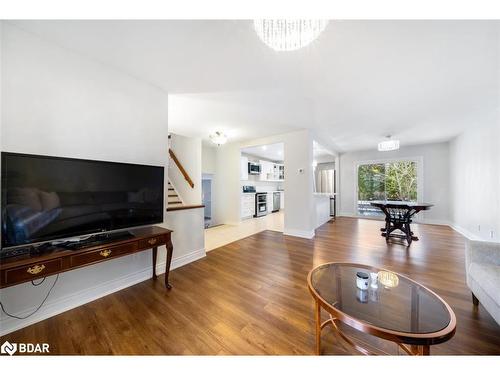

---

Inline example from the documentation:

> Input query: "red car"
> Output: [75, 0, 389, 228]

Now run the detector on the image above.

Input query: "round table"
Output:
[307, 263, 456, 355]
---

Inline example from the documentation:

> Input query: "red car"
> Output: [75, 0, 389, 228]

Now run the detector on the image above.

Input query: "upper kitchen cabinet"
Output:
[260, 160, 284, 181]
[240, 155, 249, 180]
[259, 160, 273, 181]
[240, 143, 285, 182]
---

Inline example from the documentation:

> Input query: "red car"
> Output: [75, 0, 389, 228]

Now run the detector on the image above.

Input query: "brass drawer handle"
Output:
[148, 238, 157, 245]
[100, 249, 112, 257]
[27, 264, 46, 275]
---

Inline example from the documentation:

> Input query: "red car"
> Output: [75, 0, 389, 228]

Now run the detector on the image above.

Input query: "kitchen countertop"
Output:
[242, 191, 284, 195]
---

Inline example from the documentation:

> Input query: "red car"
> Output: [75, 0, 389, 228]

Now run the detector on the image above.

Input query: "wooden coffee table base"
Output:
[315, 300, 430, 356]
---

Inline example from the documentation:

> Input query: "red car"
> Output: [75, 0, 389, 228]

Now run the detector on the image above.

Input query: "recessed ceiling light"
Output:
[210, 131, 228, 146]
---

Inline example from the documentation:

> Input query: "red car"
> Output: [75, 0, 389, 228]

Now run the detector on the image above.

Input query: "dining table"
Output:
[370, 201, 433, 246]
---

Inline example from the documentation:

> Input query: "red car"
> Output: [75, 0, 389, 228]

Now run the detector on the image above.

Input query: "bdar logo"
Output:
[0, 341, 49, 355]
[1, 341, 17, 356]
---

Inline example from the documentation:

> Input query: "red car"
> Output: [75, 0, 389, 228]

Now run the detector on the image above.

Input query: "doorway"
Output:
[202, 174, 213, 228]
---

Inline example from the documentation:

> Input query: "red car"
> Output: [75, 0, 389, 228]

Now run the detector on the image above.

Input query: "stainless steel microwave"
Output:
[248, 162, 261, 175]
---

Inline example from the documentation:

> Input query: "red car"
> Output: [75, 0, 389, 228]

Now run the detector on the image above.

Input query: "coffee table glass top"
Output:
[309, 263, 451, 334]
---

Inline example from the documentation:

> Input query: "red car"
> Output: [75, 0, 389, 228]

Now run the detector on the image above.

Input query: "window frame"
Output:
[354, 156, 424, 216]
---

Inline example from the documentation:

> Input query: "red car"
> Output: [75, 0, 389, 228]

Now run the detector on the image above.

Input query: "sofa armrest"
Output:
[465, 240, 500, 268]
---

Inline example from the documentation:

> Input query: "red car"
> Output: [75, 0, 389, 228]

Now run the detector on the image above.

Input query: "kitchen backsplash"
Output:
[240, 180, 283, 192]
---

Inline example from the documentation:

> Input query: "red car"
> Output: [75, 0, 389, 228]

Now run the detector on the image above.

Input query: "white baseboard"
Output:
[283, 228, 315, 239]
[338, 213, 494, 242]
[338, 212, 450, 226]
[449, 224, 481, 241]
[0, 248, 205, 336]
[170, 248, 206, 269]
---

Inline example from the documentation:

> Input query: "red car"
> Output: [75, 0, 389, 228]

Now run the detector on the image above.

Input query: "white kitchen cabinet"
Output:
[241, 194, 255, 219]
[259, 160, 272, 181]
[240, 156, 249, 180]
[267, 193, 273, 213]
[280, 191, 285, 209]
[258, 160, 284, 181]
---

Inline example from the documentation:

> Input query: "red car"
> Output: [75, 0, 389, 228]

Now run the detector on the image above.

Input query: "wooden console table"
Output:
[0, 226, 173, 289]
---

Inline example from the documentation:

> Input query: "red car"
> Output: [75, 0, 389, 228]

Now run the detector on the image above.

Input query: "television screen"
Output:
[1, 152, 164, 248]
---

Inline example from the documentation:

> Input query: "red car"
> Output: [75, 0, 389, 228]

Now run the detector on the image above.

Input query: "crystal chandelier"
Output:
[253, 19, 329, 52]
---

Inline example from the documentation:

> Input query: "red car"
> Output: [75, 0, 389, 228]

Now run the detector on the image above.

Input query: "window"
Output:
[357, 160, 419, 216]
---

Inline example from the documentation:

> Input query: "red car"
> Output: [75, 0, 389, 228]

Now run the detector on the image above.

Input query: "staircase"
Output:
[166, 136, 205, 212]
[167, 181, 184, 209]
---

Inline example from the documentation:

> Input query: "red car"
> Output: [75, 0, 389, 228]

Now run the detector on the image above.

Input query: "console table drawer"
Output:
[70, 242, 137, 267]
[138, 236, 166, 249]
[4, 259, 63, 284]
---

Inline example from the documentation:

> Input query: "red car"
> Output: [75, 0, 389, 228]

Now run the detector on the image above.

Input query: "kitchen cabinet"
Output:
[259, 160, 285, 181]
[240, 156, 249, 180]
[280, 191, 285, 209]
[267, 193, 273, 213]
[259, 160, 272, 181]
[241, 194, 255, 218]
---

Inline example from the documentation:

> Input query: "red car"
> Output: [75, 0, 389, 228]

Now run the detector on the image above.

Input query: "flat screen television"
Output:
[1, 152, 164, 249]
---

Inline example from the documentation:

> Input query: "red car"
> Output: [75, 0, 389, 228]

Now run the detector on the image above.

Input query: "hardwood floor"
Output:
[2, 217, 500, 355]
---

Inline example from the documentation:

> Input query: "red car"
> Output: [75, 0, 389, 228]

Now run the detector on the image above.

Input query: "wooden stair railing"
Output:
[168, 149, 194, 188]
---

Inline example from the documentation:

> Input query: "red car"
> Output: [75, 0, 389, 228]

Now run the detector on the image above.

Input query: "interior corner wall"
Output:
[338, 142, 451, 224]
[0, 23, 171, 335]
[213, 142, 241, 226]
[449, 118, 500, 242]
[168, 133, 202, 205]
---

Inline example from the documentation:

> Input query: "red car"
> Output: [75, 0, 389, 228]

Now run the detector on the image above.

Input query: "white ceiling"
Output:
[242, 142, 284, 162]
[9, 20, 499, 152]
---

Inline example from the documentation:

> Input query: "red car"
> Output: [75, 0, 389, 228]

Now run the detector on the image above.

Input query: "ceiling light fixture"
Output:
[210, 131, 228, 146]
[253, 19, 329, 52]
[378, 135, 400, 152]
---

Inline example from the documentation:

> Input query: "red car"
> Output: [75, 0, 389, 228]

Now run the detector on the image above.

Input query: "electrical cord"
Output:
[0, 273, 59, 319]
[31, 277, 46, 286]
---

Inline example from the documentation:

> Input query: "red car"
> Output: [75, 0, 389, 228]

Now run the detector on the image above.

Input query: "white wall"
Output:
[213, 142, 241, 226]
[450, 119, 500, 241]
[169, 133, 202, 205]
[314, 194, 332, 228]
[202, 144, 216, 175]
[164, 208, 205, 266]
[0, 23, 203, 335]
[338, 142, 451, 224]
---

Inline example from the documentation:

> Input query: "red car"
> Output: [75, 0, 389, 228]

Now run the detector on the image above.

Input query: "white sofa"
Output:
[465, 240, 500, 325]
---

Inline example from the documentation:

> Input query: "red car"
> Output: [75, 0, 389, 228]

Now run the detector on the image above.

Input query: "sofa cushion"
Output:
[469, 262, 500, 307]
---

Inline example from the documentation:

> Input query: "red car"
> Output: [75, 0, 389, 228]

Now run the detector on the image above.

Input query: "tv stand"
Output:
[0, 226, 173, 290]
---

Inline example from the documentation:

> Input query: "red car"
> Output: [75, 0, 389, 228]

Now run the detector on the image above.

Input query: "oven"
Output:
[254, 192, 267, 217]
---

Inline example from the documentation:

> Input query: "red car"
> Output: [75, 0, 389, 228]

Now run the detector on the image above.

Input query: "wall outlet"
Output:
[478, 225, 481, 232]
[490, 230, 494, 239]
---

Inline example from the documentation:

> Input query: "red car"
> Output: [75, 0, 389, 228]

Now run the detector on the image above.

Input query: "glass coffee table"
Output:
[307, 263, 456, 355]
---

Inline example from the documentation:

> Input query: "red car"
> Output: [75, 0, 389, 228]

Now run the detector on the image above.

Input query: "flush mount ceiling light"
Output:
[378, 135, 400, 152]
[253, 19, 329, 52]
[210, 131, 228, 146]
